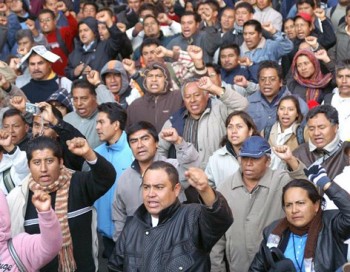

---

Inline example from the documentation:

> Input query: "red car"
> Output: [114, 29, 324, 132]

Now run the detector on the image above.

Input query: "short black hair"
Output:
[38, 8, 55, 19]
[71, 79, 96, 96]
[206, 63, 221, 75]
[243, 19, 262, 34]
[2, 108, 27, 124]
[235, 1, 255, 14]
[26, 136, 63, 163]
[306, 105, 339, 125]
[97, 102, 127, 130]
[296, 0, 315, 9]
[258, 60, 283, 81]
[140, 38, 161, 55]
[126, 121, 159, 144]
[138, 3, 157, 16]
[181, 11, 201, 23]
[199, 0, 220, 13]
[218, 43, 240, 67]
[143, 161, 179, 188]
[83, 2, 98, 12]
[143, 15, 160, 25]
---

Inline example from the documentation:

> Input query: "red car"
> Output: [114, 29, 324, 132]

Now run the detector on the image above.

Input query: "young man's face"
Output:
[128, 129, 158, 164]
[39, 12, 56, 33]
[145, 68, 166, 94]
[142, 168, 181, 218]
[43, 0, 58, 14]
[235, 7, 253, 27]
[297, 3, 314, 16]
[82, 4, 97, 18]
[143, 17, 160, 38]
[181, 14, 199, 38]
[220, 9, 235, 32]
[243, 25, 262, 50]
[105, 73, 122, 101]
[96, 112, 119, 144]
[142, 44, 162, 65]
[29, 148, 63, 187]
[220, 47, 239, 70]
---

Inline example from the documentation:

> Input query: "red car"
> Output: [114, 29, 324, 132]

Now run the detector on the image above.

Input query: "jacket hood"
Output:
[0, 190, 11, 242]
[100, 60, 130, 95]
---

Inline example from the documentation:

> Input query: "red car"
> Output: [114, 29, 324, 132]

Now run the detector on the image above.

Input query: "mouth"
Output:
[77, 108, 87, 115]
[147, 201, 159, 208]
[39, 175, 51, 183]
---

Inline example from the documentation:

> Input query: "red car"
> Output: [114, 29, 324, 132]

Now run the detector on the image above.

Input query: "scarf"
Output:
[28, 166, 77, 271]
[271, 208, 322, 260]
[291, 49, 332, 103]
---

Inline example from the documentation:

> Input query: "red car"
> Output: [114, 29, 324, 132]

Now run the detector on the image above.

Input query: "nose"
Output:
[246, 158, 254, 166]
[291, 204, 298, 214]
[137, 139, 143, 148]
[40, 162, 47, 172]
[149, 187, 155, 197]
[313, 127, 321, 136]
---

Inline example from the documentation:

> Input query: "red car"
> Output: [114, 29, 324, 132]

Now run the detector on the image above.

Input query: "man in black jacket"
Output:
[108, 161, 233, 271]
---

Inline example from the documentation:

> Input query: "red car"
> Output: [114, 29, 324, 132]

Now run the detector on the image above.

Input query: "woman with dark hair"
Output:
[250, 166, 350, 272]
[205, 111, 259, 188]
[287, 49, 335, 105]
[263, 95, 308, 170]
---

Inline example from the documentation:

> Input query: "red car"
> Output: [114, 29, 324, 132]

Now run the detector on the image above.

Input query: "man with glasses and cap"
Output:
[210, 135, 306, 271]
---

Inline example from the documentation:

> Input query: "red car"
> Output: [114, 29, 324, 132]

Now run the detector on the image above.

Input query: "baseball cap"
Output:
[239, 136, 271, 158]
[294, 12, 313, 23]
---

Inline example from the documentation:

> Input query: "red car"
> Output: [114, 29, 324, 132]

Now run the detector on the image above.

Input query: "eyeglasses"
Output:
[39, 17, 53, 23]
[259, 76, 278, 83]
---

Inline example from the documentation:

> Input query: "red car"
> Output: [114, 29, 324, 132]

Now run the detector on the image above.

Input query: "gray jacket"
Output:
[210, 165, 306, 272]
[158, 85, 248, 169]
[112, 140, 200, 242]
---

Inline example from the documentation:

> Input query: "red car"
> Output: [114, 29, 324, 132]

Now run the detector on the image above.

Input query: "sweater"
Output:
[0, 190, 62, 271]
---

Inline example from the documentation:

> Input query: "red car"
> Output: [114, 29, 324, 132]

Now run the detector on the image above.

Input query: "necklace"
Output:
[292, 234, 304, 272]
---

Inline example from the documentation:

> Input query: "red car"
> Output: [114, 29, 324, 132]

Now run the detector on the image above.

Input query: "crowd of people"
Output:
[0, 0, 350, 271]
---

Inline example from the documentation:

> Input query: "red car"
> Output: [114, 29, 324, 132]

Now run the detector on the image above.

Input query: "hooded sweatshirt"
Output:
[0, 190, 62, 271]
[100, 60, 142, 108]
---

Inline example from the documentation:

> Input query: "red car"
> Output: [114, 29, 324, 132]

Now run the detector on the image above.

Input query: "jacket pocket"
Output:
[162, 241, 195, 271]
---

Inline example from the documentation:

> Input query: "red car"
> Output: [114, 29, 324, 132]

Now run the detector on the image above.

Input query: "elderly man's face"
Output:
[240, 155, 270, 182]
[142, 168, 181, 218]
[183, 82, 209, 119]
[307, 113, 338, 149]
[72, 87, 98, 118]
[28, 54, 52, 81]
[29, 148, 63, 186]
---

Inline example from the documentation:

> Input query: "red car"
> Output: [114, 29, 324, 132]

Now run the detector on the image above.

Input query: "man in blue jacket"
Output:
[94, 102, 134, 258]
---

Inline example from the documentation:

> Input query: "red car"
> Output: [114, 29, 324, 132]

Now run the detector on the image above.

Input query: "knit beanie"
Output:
[79, 17, 99, 39]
